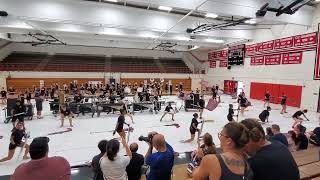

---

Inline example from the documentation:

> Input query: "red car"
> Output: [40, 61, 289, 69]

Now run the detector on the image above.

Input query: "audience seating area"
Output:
[0, 52, 192, 73]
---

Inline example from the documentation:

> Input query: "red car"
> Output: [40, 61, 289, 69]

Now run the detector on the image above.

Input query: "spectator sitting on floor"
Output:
[126, 143, 145, 180]
[241, 119, 299, 180]
[308, 126, 320, 146]
[288, 130, 297, 151]
[91, 140, 108, 180]
[294, 124, 308, 151]
[271, 124, 288, 147]
[194, 133, 216, 165]
[11, 137, 71, 180]
[265, 127, 274, 140]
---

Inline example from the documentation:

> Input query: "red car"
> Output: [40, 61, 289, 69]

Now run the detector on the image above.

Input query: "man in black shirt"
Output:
[91, 140, 108, 180]
[126, 143, 145, 180]
[11, 100, 26, 127]
[198, 96, 205, 119]
[1, 87, 7, 104]
[292, 109, 308, 128]
[270, 124, 288, 147]
[160, 103, 175, 122]
[259, 106, 271, 123]
[241, 119, 299, 180]
[0, 122, 30, 162]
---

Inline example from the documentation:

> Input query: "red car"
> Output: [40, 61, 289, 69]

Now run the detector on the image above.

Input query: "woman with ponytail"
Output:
[100, 137, 132, 180]
[193, 122, 252, 180]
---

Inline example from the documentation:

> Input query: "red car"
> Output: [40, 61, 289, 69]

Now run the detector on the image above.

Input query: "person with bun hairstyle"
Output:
[194, 133, 216, 165]
[100, 137, 132, 180]
[193, 122, 252, 180]
[241, 119, 299, 180]
[182, 113, 203, 143]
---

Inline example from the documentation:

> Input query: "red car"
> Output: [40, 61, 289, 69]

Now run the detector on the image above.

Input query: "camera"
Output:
[138, 132, 157, 143]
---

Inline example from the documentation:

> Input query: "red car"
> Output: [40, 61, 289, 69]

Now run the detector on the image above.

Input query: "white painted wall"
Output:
[205, 6, 320, 111]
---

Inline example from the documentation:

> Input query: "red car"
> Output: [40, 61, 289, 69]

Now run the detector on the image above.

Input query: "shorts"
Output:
[116, 128, 124, 133]
[9, 142, 22, 150]
[12, 115, 24, 123]
[199, 106, 204, 109]
[265, 99, 270, 101]
[259, 116, 266, 122]
[190, 128, 197, 135]
[281, 102, 286, 105]
[227, 114, 233, 121]
[37, 107, 42, 111]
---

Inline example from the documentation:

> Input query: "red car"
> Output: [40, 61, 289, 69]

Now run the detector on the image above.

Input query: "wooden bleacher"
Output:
[0, 52, 192, 74]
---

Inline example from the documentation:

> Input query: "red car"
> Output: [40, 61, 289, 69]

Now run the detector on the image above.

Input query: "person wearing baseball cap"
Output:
[11, 137, 71, 180]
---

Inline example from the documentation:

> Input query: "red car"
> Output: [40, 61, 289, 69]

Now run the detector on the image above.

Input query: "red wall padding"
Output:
[250, 82, 302, 107]
[224, 80, 237, 94]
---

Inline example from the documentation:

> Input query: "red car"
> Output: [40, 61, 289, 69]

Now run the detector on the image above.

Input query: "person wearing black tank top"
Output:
[193, 122, 251, 180]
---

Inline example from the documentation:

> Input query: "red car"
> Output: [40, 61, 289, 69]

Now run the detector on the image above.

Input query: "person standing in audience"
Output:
[1, 87, 7, 104]
[294, 124, 308, 151]
[241, 119, 299, 180]
[198, 96, 205, 119]
[11, 137, 71, 180]
[271, 124, 288, 147]
[193, 122, 251, 180]
[169, 83, 173, 95]
[35, 92, 44, 119]
[100, 137, 132, 180]
[145, 133, 174, 180]
[91, 140, 108, 180]
[126, 143, 145, 180]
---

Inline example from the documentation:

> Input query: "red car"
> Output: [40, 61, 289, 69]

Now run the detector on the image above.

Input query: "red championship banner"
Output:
[246, 44, 256, 54]
[274, 37, 294, 49]
[294, 32, 317, 47]
[265, 54, 281, 65]
[209, 61, 217, 68]
[282, 52, 303, 64]
[219, 61, 228, 67]
[314, 27, 320, 80]
[261, 40, 274, 51]
[250, 56, 264, 65]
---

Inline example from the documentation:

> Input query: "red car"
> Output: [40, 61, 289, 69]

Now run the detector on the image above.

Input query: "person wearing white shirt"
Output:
[100, 137, 132, 180]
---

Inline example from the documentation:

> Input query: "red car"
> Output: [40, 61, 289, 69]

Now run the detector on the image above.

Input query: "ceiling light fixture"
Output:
[315, 0, 320, 2]
[175, 36, 190, 41]
[206, 39, 224, 43]
[104, 0, 118, 2]
[205, 13, 218, 18]
[158, 6, 173, 11]
[244, 19, 257, 24]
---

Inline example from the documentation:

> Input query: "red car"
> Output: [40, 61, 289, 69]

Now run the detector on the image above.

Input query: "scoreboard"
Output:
[228, 44, 245, 65]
